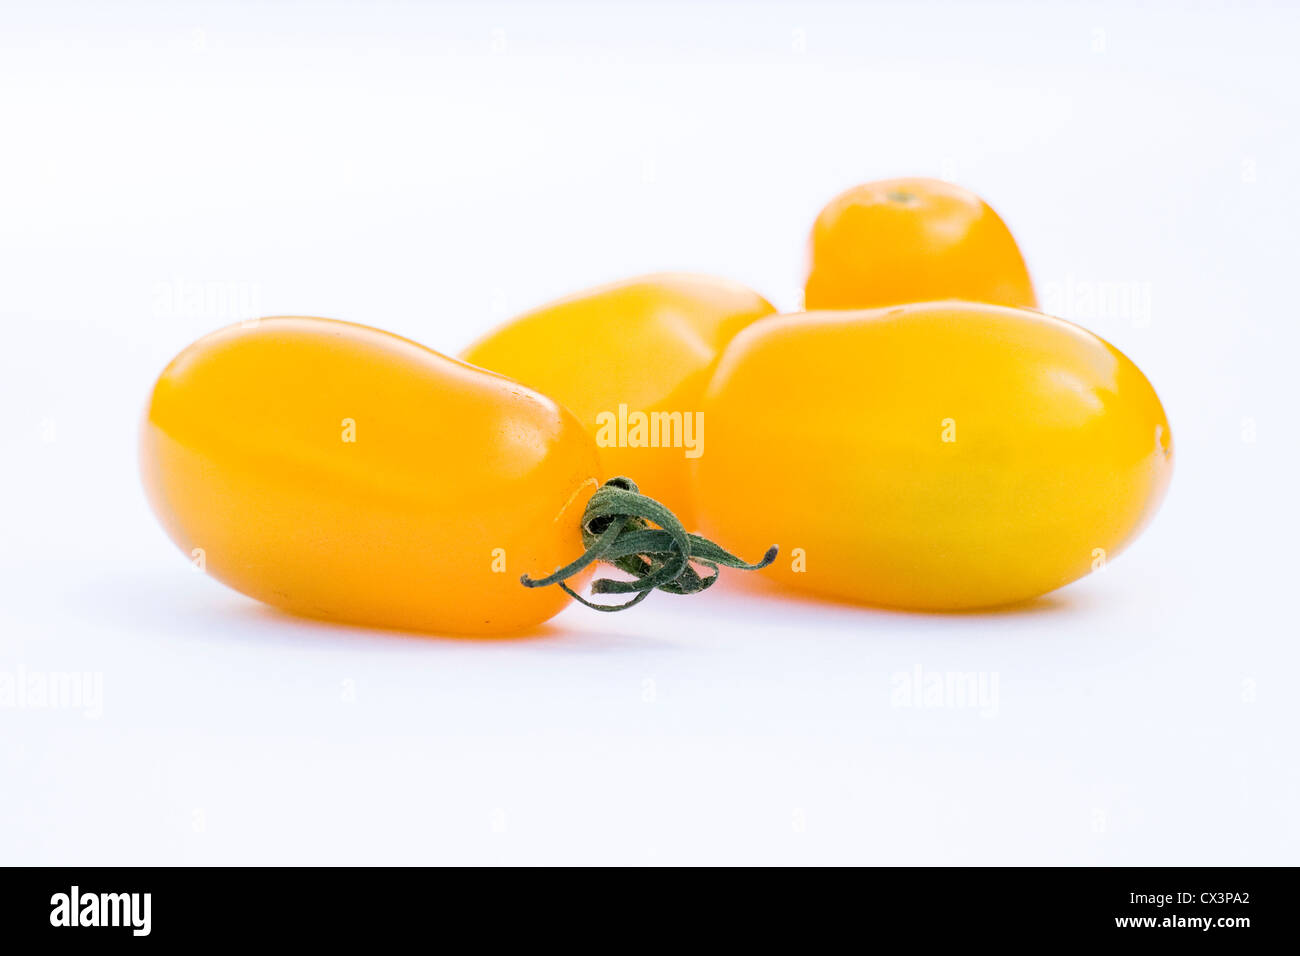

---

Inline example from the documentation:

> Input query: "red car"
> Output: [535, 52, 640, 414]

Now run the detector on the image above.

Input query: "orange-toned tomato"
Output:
[804, 178, 1036, 311]
[693, 302, 1172, 610]
[142, 317, 771, 634]
[141, 317, 600, 634]
[462, 274, 775, 527]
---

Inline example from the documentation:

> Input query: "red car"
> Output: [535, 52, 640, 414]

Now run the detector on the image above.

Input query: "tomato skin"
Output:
[461, 274, 775, 527]
[141, 317, 599, 635]
[804, 178, 1036, 311]
[692, 302, 1173, 610]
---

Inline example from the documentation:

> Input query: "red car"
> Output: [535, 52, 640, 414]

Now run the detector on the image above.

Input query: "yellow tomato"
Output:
[804, 178, 1037, 311]
[462, 273, 775, 527]
[693, 302, 1172, 610]
[141, 317, 600, 634]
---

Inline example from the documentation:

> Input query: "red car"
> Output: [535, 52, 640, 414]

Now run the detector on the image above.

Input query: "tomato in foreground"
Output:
[141, 317, 602, 634]
[462, 273, 775, 527]
[142, 317, 773, 634]
[804, 178, 1036, 311]
[693, 302, 1173, 610]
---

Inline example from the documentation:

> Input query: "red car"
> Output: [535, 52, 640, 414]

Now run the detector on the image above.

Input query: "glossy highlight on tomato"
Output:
[462, 273, 775, 527]
[141, 317, 600, 635]
[804, 178, 1036, 311]
[693, 302, 1173, 610]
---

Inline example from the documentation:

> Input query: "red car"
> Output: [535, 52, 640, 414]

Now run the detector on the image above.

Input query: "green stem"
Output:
[520, 477, 778, 612]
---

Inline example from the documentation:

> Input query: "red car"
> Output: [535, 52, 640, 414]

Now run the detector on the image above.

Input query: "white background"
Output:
[2, 0, 1297, 865]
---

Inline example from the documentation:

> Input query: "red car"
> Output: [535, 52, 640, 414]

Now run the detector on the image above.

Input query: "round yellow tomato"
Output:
[693, 302, 1172, 610]
[804, 178, 1037, 311]
[141, 317, 600, 634]
[461, 273, 775, 527]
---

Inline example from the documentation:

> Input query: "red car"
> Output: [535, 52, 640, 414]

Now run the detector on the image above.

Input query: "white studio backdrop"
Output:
[1, 0, 1297, 864]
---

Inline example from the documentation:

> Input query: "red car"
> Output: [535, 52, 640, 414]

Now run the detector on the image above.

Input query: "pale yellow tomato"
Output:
[462, 274, 775, 526]
[692, 302, 1172, 610]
